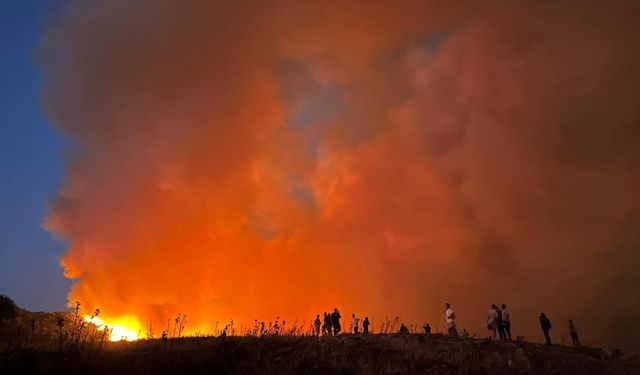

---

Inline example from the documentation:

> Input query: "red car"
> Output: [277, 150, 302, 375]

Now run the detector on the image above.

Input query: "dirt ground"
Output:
[1, 334, 639, 374]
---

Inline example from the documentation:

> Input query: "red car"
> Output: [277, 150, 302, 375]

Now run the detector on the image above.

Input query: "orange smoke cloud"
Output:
[41, 0, 640, 351]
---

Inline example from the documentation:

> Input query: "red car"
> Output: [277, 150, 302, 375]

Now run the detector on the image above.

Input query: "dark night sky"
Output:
[0, 0, 71, 311]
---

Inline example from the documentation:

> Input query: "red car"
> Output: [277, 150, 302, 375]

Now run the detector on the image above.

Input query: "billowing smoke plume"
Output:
[41, 0, 640, 351]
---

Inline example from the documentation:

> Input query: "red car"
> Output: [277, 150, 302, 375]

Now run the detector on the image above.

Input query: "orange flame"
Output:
[84, 315, 142, 342]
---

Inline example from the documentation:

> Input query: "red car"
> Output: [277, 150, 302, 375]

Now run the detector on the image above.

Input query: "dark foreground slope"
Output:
[2, 334, 639, 375]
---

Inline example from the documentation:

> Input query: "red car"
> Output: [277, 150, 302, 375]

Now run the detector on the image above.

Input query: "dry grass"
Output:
[2, 333, 637, 374]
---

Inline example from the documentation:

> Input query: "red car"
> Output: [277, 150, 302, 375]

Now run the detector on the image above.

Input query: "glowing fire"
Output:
[42, 0, 640, 353]
[84, 315, 142, 341]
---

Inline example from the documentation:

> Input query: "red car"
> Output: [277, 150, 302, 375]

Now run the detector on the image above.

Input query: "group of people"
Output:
[312, 309, 371, 336]
[538, 313, 580, 346]
[486, 304, 512, 340]
[309, 304, 581, 347]
[445, 302, 581, 346]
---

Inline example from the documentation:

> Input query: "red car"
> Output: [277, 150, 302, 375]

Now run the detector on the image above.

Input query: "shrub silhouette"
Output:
[0, 294, 18, 321]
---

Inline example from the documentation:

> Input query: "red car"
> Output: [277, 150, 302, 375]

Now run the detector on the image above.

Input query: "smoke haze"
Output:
[41, 0, 640, 351]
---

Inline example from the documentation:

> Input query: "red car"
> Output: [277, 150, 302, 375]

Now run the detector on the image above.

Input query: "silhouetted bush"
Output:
[0, 294, 18, 321]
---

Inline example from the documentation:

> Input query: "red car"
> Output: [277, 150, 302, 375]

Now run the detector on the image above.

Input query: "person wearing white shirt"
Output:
[487, 304, 499, 339]
[352, 314, 360, 334]
[445, 302, 458, 336]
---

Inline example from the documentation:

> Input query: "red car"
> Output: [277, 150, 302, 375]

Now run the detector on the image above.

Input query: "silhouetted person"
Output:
[399, 323, 409, 334]
[423, 323, 431, 334]
[487, 304, 499, 339]
[461, 328, 470, 338]
[446, 303, 458, 336]
[323, 312, 332, 336]
[162, 331, 168, 350]
[352, 314, 360, 334]
[501, 304, 511, 340]
[568, 319, 580, 346]
[363, 317, 370, 334]
[539, 313, 552, 345]
[314, 314, 321, 336]
[496, 305, 506, 340]
[331, 308, 342, 335]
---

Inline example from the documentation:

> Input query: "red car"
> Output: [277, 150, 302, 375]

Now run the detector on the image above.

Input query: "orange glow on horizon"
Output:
[84, 315, 142, 342]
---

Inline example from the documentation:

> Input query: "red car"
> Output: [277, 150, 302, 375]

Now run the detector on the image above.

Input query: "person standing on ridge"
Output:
[331, 308, 342, 336]
[352, 314, 360, 334]
[313, 314, 321, 337]
[323, 312, 332, 336]
[362, 317, 370, 334]
[568, 319, 580, 346]
[487, 304, 499, 339]
[496, 305, 505, 340]
[501, 304, 511, 340]
[539, 312, 552, 345]
[445, 303, 458, 336]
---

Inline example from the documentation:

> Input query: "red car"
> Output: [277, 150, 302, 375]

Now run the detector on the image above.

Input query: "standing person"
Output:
[331, 308, 342, 336]
[162, 331, 168, 350]
[323, 312, 332, 336]
[487, 304, 499, 339]
[352, 314, 360, 334]
[496, 305, 506, 340]
[568, 319, 580, 346]
[313, 314, 321, 337]
[445, 303, 458, 336]
[423, 323, 431, 334]
[362, 317, 370, 334]
[501, 304, 512, 340]
[539, 313, 552, 345]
